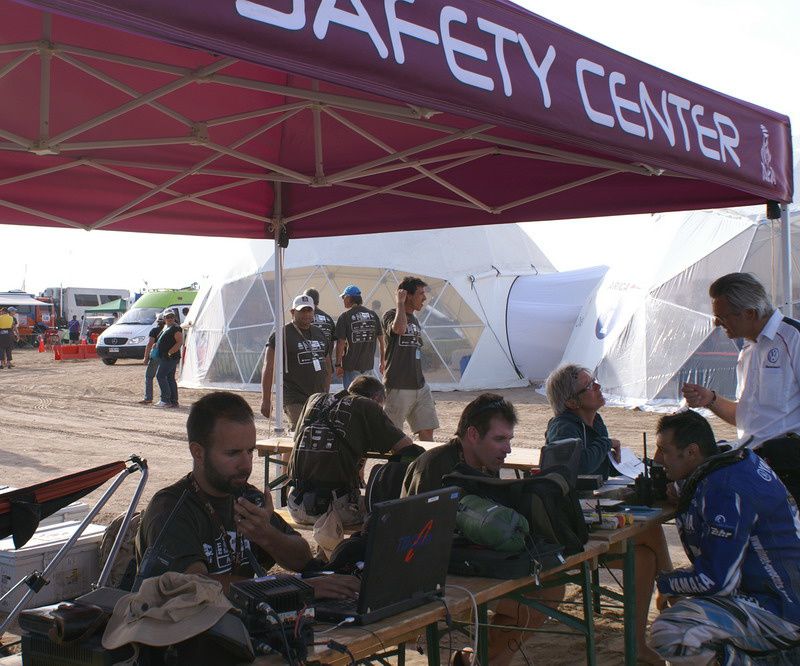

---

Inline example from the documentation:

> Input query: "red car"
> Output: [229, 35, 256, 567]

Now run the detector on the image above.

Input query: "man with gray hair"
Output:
[682, 272, 800, 501]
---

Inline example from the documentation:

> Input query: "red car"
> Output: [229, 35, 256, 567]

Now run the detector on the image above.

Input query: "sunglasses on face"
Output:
[575, 378, 600, 396]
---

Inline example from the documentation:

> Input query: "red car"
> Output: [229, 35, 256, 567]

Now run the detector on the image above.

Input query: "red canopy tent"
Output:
[0, 0, 793, 428]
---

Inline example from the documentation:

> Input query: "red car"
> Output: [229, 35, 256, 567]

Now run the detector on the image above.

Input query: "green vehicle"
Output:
[95, 289, 196, 365]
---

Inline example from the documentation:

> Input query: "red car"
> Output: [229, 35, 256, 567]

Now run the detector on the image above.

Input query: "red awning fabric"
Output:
[0, 460, 126, 548]
[0, 0, 792, 240]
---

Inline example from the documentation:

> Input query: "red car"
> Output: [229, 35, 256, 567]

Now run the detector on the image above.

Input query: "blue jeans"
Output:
[144, 357, 159, 401]
[156, 356, 179, 404]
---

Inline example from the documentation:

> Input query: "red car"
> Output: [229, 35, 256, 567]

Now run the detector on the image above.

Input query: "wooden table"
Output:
[256, 437, 541, 496]
[587, 505, 676, 666]
[252, 539, 609, 665]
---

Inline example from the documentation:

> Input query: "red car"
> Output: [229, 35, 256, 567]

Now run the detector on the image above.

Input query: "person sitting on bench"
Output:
[650, 410, 800, 665]
[544, 364, 670, 664]
[402, 393, 564, 666]
[287, 375, 412, 530]
[135, 391, 359, 600]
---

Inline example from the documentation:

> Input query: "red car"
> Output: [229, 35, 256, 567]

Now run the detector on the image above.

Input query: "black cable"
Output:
[436, 596, 454, 664]
[326, 640, 356, 666]
[268, 610, 297, 666]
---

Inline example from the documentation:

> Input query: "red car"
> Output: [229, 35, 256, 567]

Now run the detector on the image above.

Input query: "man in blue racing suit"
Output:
[650, 410, 800, 665]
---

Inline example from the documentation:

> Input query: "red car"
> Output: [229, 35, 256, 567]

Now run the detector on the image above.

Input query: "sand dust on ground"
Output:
[0, 348, 738, 664]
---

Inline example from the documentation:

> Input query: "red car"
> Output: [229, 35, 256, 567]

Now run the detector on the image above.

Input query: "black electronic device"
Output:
[632, 432, 658, 506]
[228, 575, 315, 661]
[576, 474, 604, 491]
[314, 486, 460, 625]
[649, 464, 668, 500]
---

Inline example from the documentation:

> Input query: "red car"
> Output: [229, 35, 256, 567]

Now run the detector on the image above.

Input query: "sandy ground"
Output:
[0, 347, 738, 664]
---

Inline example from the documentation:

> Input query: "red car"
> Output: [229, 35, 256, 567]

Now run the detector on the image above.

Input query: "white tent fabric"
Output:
[506, 266, 608, 382]
[559, 209, 800, 408]
[0, 293, 52, 308]
[181, 224, 555, 392]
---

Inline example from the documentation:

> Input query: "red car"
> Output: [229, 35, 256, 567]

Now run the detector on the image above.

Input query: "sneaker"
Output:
[169, 402, 179, 408]
[154, 401, 170, 407]
[139, 399, 153, 405]
[7, 363, 13, 368]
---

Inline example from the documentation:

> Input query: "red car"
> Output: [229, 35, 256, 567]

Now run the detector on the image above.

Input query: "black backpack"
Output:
[364, 444, 427, 512]
[443, 463, 588, 555]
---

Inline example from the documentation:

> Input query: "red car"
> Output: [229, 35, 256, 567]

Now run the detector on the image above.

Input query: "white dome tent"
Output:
[181, 224, 556, 393]
[559, 208, 800, 408]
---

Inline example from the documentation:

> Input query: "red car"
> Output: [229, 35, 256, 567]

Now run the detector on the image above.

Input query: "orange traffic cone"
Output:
[54, 346, 62, 361]
[38, 336, 45, 353]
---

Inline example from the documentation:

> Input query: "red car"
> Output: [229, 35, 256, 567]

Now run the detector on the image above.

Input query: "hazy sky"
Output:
[1, 0, 797, 292]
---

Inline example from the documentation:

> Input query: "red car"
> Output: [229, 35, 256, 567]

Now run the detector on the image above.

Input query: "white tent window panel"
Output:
[229, 278, 272, 329]
[186, 265, 486, 390]
[222, 274, 257, 324]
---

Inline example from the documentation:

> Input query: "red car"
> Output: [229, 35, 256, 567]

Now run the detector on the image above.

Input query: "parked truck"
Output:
[39, 287, 130, 324]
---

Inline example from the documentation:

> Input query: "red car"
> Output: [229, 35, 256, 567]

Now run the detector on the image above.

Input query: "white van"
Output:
[96, 289, 196, 365]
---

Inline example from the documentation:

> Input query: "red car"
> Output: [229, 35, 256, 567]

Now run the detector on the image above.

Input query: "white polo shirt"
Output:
[735, 309, 800, 448]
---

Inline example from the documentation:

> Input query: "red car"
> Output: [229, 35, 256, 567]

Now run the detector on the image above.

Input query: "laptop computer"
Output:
[314, 486, 460, 625]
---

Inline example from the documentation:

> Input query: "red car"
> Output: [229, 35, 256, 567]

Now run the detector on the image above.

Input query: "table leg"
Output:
[263, 455, 270, 496]
[477, 603, 489, 666]
[623, 538, 636, 666]
[425, 622, 441, 666]
[581, 561, 597, 666]
[592, 567, 601, 615]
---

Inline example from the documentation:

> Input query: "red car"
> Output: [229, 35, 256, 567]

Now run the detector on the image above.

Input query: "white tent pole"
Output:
[781, 203, 793, 318]
[272, 182, 285, 436]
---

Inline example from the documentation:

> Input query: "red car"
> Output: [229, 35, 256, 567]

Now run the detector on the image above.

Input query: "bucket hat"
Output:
[102, 572, 232, 649]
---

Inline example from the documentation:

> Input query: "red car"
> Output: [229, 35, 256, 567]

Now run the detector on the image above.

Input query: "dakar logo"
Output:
[397, 519, 434, 563]
[767, 348, 779, 364]
[760, 124, 777, 185]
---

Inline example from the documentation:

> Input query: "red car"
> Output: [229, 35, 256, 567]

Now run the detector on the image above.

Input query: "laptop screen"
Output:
[358, 486, 460, 613]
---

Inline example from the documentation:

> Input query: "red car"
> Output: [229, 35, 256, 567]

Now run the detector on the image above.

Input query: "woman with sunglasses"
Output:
[544, 364, 671, 665]
[544, 365, 620, 478]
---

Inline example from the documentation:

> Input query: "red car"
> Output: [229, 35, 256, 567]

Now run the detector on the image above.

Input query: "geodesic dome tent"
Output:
[181, 224, 555, 392]
[559, 208, 800, 408]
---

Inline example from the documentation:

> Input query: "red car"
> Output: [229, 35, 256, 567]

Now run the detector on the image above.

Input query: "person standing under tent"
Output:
[682, 272, 800, 503]
[382, 276, 439, 441]
[154, 311, 183, 408]
[304, 288, 335, 391]
[335, 284, 385, 389]
[139, 313, 165, 405]
[260, 294, 330, 431]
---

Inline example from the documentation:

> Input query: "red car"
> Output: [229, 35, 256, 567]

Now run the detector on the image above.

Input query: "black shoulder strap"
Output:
[677, 448, 747, 512]
[782, 316, 800, 334]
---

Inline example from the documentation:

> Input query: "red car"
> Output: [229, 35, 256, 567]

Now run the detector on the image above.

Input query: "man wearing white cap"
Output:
[335, 284, 384, 389]
[260, 294, 331, 430]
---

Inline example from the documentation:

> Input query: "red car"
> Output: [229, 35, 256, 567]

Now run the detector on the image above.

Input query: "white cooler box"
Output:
[0, 520, 106, 612]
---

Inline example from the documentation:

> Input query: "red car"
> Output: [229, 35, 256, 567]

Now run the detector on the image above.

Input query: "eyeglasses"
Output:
[575, 378, 600, 396]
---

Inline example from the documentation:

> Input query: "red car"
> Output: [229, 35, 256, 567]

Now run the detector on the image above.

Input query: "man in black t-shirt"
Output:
[383, 276, 439, 440]
[139, 313, 164, 404]
[261, 294, 331, 430]
[136, 391, 359, 600]
[334, 284, 384, 389]
[288, 375, 411, 531]
[154, 310, 183, 408]
[304, 289, 336, 389]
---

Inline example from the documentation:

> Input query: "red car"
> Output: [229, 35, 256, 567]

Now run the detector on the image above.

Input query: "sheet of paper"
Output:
[609, 446, 644, 479]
